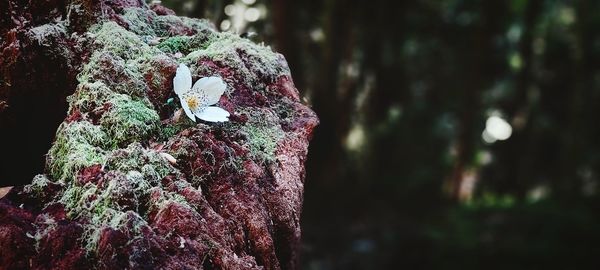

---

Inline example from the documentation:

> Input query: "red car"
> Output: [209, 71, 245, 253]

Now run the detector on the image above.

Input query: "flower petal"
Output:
[195, 106, 230, 122]
[192, 76, 226, 106]
[173, 64, 192, 95]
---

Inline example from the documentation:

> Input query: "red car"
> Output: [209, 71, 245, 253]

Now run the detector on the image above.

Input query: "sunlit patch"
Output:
[345, 124, 365, 152]
[527, 185, 550, 202]
[220, 20, 232, 31]
[244, 8, 260, 22]
[482, 115, 512, 143]
[222, 1, 266, 32]
[508, 52, 523, 71]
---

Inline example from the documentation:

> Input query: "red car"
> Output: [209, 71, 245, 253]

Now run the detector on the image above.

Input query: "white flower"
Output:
[173, 64, 230, 122]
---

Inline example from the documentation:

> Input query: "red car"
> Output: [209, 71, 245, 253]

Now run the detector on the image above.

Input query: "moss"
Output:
[67, 81, 113, 113]
[47, 121, 108, 182]
[27, 23, 67, 44]
[31, 214, 58, 252]
[90, 22, 158, 61]
[83, 208, 121, 252]
[104, 143, 177, 184]
[158, 120, 196, 141]
[151, 15, 191, 37]
[237, 109, 284, 164]
[273, 99, 298, 122]
[100, 95, 160, 146]
[82, 207, 129, 253]
[157, 36, 191, 54]
[136, 54, 177, 90]
[77, 51, 149, 98]
[178, 16, 215, 32]
[59, 182, 103, 218]
[120, 8, 159, 37]
[241, 125, 283, 164]
[23, 175, 51, 197]
[157, 32, 216, 54]
[58, 178, 151, 254]
[184, 32, 289, 92]
[148, 188, 194, 214]
[121, 7, 214, 38]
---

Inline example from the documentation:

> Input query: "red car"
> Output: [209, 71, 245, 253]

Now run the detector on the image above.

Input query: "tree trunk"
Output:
[0, 1, 318, 269]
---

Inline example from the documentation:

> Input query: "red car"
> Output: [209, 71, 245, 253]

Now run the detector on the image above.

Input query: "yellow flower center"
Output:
[186, 96, 199, 111]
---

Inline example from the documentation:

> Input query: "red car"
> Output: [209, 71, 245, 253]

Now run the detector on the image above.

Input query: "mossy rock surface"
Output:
[0, 1, 318, 269]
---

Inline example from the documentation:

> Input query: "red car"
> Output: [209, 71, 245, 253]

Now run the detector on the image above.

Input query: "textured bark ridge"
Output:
[0, 1, 318, 269]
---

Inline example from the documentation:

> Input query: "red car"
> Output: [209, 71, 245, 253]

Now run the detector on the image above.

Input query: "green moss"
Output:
[82, 208, 125, 252]
[157, 36, 191, 54]
[157, 33, 216, 54]
[25, 174, 50, 192]
[59, 182, 102, 218]
[158, 120, 196, 141]
[90, 22, 158, 61]
[100, 94, 159, 146]
[47, 121, 108, 182]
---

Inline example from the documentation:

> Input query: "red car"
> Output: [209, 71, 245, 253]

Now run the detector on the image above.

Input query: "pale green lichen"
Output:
[121, 8, 160, 37]
[27, 23, 67, 48]
[90, 22, 158, 61]
[58, 177, 152, 254]
[184, 32, 289, 92]
[67, 81, 114, 113]
[121, 7, 214, 38]
[47, 121, 108, 182]
[147, 187, 194, 215]
[77, 51, 149, 99]
[242, 125, 283, 164]
[31, 214, 58, 252]
[104, 143, 178, 184]
[23, 174, 51, 196]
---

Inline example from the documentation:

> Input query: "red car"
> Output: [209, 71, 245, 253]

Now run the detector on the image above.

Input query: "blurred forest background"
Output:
[158, 0, 600, 269]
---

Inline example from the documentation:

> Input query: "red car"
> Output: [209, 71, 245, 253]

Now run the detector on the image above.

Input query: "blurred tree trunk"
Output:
[496, 0, 542, 198]
[449, 1, 507, 200]
[305, 0, 357, 188]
